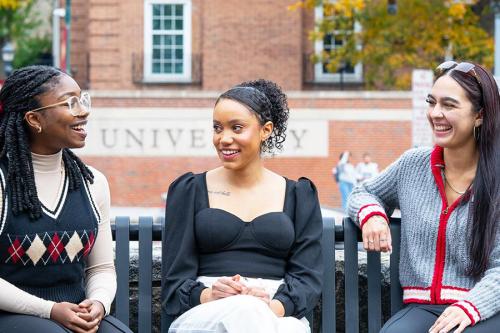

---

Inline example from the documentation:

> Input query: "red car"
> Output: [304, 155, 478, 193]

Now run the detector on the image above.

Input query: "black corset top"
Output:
[194, 208, 295, 256]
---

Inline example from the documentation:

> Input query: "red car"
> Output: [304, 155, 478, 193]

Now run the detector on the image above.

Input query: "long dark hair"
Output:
[441, 63, 500, 278]
[0, 65, 93, 220]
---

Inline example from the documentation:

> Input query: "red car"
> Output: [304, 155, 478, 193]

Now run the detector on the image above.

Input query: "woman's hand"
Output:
[77, 299, 105, 329]
[428, 306, 472, 333]
[362, 215, 392, 252]
[268, 299, 285, 317]
[50, 302, 100, 333]
[242, 286, 270, 304]
[201, 274, 247, 303]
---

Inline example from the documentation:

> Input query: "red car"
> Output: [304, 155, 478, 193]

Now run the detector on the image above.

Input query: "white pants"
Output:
[168, 276, 310, 333]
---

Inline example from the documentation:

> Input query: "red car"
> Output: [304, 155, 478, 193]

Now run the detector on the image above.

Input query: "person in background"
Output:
[333, 151, 357, 213]
[355, 152, 379, 183]
[0, 66, 131, 333]
[348, 61, 499, 333]
[162, 79, 323, 333]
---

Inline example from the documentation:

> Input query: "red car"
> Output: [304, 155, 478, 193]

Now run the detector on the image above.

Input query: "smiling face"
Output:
[25, 74, 89, 154]
[212, 98, 272, 171]
[426, 75, 482, 150]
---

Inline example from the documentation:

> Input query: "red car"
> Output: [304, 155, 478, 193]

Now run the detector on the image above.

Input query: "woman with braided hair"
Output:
[0, 66, 131, 333]
[162, 79, 323, 333]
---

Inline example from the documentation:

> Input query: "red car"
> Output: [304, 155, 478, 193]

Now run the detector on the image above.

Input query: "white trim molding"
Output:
[143, 0, 192, 82]
[314, 5, 363, 83]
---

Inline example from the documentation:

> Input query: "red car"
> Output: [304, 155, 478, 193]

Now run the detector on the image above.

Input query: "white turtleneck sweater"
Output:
[0, 151, 116, 318]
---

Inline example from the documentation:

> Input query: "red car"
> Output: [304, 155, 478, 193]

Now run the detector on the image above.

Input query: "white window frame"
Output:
[144, 0, 192, 82]
[314, 5, 363, 83]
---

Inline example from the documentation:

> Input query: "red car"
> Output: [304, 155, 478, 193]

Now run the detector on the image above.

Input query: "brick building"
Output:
[67, 0, 417, 211]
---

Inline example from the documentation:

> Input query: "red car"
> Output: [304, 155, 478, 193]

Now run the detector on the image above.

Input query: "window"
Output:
[314, 5, 362, 83]
[144, 0, 192, 82]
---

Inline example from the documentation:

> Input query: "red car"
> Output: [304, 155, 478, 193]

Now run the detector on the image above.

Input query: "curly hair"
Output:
[0, 65, 93, 220]
[216, 79, 289, 153]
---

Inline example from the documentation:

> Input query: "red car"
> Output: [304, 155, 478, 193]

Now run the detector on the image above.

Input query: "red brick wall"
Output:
[82, 120, 411, 209]
[201, 0, 303, 91]
[72, 0, 304, 91]
[87, 1, 123, 89]
[70, 0, 89, 88]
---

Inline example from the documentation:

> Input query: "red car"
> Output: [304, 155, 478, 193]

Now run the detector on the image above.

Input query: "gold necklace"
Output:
[443, 171, 470, 195]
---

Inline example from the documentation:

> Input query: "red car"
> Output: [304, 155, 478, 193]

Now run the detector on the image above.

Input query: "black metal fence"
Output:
[111, 216, 403, 333]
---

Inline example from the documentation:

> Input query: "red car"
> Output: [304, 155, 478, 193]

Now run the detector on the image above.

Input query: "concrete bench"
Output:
[111, 216, 402, 333]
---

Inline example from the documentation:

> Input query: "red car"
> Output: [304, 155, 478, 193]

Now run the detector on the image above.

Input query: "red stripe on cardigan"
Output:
[360, 211, 389, 229]
[429, 145, 462, 304]
[451, 303, 478, 326]
[462, 300, 481, 321]
[358, 204, 388, 229]
[358, 204, 379, 216]
[441, 285, 471, 292]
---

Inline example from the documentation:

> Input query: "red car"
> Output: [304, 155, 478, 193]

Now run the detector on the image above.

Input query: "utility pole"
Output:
[52, 0, 65, 68]
[65, 0, 72, 74]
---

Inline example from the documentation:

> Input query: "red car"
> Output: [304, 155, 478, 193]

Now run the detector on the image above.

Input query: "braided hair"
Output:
[0, 65, 94, 220]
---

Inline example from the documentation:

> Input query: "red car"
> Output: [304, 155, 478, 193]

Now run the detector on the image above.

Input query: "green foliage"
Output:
[0, 0, 43, 77]
[0, 0, 40, 45]
[13, 35, 51, 68]
[294, 0, 494, 89]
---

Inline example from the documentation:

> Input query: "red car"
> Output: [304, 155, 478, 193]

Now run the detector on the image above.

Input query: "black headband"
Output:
[219, 86, 273, 123]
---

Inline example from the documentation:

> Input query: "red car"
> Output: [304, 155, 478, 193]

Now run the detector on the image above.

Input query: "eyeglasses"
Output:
[29, 92, 91, 116]
[435, 61, 481, 86]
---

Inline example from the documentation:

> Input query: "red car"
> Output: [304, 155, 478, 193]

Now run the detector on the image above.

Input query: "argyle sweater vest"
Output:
[0, 163, 100, 304]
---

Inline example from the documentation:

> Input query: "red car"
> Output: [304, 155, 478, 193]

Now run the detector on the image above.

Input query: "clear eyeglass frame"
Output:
[28, 92, 91, 116]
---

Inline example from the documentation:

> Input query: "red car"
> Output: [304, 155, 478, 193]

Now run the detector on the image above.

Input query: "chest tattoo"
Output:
[208, 190, 231, 196]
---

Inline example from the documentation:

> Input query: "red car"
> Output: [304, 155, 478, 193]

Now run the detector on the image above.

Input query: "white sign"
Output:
[412, 69, 434, 147]
[78, 108, 329, 157]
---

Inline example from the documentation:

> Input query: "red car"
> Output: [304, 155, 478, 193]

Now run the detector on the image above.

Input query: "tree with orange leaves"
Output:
[291, 0, 493, 89]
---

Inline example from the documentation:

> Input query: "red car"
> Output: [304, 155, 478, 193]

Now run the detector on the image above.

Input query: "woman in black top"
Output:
[162, 80, 323, 333]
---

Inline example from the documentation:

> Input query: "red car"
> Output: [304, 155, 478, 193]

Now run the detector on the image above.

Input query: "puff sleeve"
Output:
[161, 173, 207, 317]
[272, 178, 323, 318]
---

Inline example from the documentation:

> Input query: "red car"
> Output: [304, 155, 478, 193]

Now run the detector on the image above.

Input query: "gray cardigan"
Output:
[347, 146, 499, 325]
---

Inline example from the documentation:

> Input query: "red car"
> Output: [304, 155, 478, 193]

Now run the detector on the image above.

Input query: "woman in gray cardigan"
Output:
[348, 62, 499, 333]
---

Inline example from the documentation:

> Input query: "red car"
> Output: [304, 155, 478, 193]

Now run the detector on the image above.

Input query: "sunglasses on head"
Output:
[435, 61, 481, 85]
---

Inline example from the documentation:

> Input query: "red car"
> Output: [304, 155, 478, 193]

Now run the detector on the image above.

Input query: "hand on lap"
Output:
[50, 301, 100, 333]
[202, 274, 248, 302]
[78, 299, 105, 328]
[428, 306, 471, 333]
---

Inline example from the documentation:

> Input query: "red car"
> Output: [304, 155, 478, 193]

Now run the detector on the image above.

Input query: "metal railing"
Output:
[111, 216, 402, 333]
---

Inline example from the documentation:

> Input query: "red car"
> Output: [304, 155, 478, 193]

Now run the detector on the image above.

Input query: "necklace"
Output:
[443, 171, 470, 195]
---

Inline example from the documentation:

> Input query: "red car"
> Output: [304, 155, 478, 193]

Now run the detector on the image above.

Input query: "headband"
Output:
[220, 86, 273, 122]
